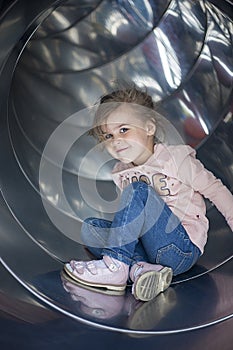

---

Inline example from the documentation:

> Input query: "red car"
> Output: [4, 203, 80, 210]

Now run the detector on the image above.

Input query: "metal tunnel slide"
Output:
[0, 0, 233, 348]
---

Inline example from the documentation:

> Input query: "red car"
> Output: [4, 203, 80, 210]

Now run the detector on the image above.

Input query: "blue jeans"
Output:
[81, 182, 201, 276]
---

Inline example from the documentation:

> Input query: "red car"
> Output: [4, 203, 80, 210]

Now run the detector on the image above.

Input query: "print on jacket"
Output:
[121, 173, 171, 196]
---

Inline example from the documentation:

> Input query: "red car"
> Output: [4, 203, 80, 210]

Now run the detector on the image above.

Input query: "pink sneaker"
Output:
[130, 261, 173, 301]
[63, 255, 129, 291]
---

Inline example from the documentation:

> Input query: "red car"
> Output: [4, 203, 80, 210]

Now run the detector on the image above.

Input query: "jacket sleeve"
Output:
[178, 152, 233, 231]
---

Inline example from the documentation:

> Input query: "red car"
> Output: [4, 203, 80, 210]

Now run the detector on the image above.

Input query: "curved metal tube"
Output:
[0, 0, 232, 339]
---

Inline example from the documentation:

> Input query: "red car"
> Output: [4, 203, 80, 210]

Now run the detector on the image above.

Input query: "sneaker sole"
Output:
[133, 267, 173, 301]
[61, 270, 125, 296]
[63, 263, 127, 292]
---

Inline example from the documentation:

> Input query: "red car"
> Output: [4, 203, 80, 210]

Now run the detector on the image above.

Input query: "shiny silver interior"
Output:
[0, 0, 232, 344]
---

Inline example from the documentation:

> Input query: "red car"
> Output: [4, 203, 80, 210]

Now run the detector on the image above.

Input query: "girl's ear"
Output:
[146, 119, 156, 136]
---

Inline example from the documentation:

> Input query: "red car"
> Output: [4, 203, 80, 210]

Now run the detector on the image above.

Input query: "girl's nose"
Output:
[112, 137, 121, 146]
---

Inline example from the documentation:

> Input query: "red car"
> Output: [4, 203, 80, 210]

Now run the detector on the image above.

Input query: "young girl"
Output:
[64, 86, 233, 301]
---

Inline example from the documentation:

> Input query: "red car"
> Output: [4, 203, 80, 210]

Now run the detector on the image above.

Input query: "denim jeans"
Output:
[81, 181, 201, 276]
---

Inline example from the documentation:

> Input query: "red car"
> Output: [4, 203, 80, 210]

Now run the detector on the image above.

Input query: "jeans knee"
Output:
[131, 181, 149, 191]
[121, 181, 150, 205]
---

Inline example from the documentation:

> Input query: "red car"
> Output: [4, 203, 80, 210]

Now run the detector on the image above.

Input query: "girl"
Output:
[64, 86, 233, 301]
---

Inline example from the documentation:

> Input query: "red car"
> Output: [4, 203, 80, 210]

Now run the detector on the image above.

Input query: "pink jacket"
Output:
[112, 144, 233, 253]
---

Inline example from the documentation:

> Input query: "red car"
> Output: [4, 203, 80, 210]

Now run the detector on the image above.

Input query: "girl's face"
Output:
[100, 105, 156, 165]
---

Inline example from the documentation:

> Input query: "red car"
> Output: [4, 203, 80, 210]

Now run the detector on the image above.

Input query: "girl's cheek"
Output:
[105, 145, 114, 154]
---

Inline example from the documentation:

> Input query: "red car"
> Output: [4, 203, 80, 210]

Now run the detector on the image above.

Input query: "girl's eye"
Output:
[120, 127, 129, 134]
[104, 133, 112, 140]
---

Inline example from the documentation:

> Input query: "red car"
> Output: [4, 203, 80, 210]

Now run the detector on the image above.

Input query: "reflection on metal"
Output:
[0, 0, 232, 340]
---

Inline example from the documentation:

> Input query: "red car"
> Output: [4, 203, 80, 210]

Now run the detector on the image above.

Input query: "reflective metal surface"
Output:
[0, 0, 233, 347]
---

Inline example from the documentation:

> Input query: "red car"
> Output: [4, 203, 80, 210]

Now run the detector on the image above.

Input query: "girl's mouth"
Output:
[116, 147, 129, 153]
